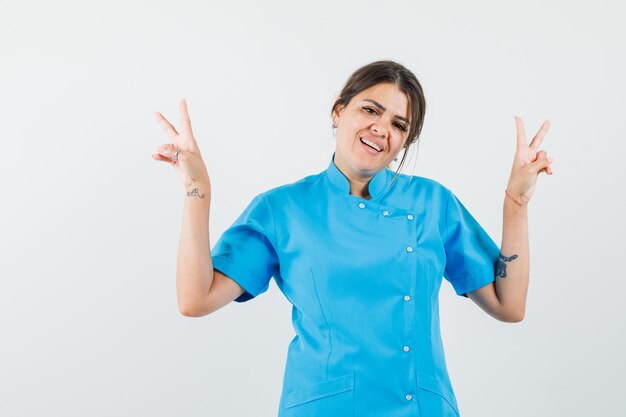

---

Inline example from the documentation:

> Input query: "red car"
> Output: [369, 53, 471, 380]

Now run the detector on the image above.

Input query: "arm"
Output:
[176, 181, 213, 314]
[152, 99, 245, 318]
[176, 181, 245, 317]
[467, 116, 553, 322]
[466, 196, 528, 322]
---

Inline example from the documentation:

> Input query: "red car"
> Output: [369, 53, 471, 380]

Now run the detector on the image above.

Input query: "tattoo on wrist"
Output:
[495, 252, 518, 278]
[186, 187, 206, 199]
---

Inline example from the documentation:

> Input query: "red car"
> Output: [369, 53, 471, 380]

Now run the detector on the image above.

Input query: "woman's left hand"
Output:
[506, 116, 554, 205]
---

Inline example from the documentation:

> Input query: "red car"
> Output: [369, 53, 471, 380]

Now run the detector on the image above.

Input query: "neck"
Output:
[333, 155, 373, 200]
[349, 177, 372, 200]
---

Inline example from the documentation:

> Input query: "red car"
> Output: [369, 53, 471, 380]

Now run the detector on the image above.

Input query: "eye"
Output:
[363, 106, 407, 132]
[394, 122, 408, 132]
[362, 106, 378, 115]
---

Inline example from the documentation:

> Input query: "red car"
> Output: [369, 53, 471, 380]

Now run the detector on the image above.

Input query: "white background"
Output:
[1, 0, 625, 416]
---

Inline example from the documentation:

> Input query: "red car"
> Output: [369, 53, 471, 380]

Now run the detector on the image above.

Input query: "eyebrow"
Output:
[362, 99, 410, 124]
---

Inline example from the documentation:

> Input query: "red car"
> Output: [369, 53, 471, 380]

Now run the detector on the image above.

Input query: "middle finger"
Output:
[529, 119, 550, 150]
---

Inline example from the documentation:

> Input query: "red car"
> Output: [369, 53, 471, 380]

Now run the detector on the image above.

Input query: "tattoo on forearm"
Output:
[495, 252, 518, 278]
[186, 187, 206, 199]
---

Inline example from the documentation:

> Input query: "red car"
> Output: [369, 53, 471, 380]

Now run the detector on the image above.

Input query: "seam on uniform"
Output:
[309, 266, 332, 380]
[261, 193, 282, 283]
[443, 189, 471, 298]
[261, 194, 278, 247]
[444, 188, 451, 243]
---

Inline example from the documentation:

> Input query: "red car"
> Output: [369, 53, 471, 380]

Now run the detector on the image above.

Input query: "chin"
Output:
[351, 155, 386, 174]
[336, 145, 388, 175]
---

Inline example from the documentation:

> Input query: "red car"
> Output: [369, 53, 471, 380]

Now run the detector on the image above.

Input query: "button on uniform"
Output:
[407, 214, 414, 220]
[405, 394, 413, 401]
[406, 246, 414, 253]
[404, 295, 411, 301]
[403, 345, 410, 352]
[358, 202, 365, 209]
[382, 210, 390, 216]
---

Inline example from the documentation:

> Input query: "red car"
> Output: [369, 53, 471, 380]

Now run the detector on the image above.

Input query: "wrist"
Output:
[504, 191, 528, 218]
[185, 181, 210, 200]
[504, 189, 528, 207]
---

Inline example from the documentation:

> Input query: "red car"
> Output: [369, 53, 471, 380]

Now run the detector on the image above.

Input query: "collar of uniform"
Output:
[325, 152, 390, 200]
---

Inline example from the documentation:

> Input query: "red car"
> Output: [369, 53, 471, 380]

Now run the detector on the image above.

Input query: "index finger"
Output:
[154, 111, 179, 140]
[179, 98, 194, 136]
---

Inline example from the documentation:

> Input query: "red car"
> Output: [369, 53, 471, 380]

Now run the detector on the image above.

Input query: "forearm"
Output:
[176, 181, 213, 313]
[495, 194, 530, 320]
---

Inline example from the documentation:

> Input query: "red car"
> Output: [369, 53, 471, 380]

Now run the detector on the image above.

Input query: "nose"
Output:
[371, 120, 388, 137]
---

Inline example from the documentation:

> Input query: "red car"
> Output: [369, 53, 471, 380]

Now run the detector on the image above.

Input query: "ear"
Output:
[332, 101, 345, 121]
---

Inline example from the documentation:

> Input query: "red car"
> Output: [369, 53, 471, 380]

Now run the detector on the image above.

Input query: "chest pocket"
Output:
[281, 372, 354, 417]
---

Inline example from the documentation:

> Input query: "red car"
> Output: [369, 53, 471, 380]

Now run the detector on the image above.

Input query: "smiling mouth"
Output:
[360, 137, 382, 152]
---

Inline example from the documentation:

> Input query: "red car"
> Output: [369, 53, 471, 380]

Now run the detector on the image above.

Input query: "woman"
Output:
[152, 60, 553, 417]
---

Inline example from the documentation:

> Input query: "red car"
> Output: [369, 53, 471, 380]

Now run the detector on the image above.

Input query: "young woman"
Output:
[152, 60, 553, 417]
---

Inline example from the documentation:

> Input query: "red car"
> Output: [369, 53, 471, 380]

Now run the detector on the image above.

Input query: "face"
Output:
[332, 82, 410, 179]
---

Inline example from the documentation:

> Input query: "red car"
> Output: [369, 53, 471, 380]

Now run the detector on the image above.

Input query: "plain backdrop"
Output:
[1, 0, 625, 416]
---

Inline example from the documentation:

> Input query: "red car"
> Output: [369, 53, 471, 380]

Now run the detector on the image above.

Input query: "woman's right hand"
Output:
[152, 99, 210, 189]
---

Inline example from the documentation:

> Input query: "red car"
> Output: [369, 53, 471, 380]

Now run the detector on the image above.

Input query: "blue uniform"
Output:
[211, 153, 500, 417]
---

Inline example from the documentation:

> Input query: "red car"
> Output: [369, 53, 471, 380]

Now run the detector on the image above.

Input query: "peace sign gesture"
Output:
[152, 99, 210, 189]
[506, 116, 554, 206]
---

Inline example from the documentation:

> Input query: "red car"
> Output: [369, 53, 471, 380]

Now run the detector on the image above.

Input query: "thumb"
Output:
[531, 155, 554, 175]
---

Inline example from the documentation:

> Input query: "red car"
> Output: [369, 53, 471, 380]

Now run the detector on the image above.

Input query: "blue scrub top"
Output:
[211, 153, 500, 417]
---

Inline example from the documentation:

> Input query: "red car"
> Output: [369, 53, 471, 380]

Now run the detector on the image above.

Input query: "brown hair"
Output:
[331, 60, 426, 189]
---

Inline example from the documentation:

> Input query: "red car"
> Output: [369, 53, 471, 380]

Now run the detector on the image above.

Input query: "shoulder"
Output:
[256, 171, 325, 203]
[386, 169, 452, 201]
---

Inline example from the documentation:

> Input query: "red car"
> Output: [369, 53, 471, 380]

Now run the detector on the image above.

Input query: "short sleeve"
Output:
[443, 189, 500, 298]
[211, 193, 280, 303]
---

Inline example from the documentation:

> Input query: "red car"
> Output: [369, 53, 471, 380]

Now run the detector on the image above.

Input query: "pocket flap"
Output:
[416, 373, 459, 414]
[284, 372, 355, 409]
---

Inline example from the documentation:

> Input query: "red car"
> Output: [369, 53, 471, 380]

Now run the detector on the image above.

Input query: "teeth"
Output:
[360, 137, 381, 152]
